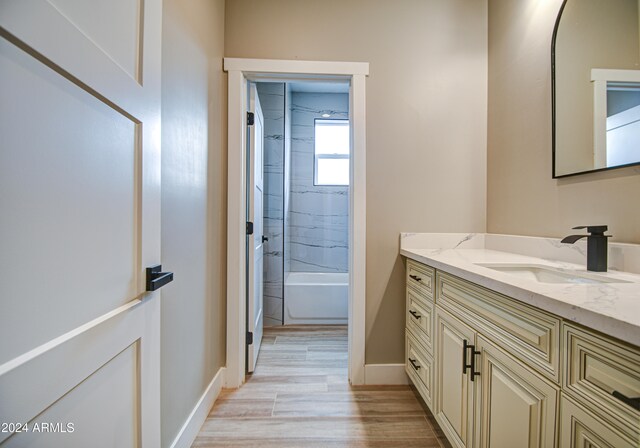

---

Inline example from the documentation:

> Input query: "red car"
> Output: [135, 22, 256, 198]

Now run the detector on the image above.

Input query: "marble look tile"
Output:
[264, 317, 282, 328]
[263, 296, 282, 321]
[288, 92, 349, 274]
[257, 83, 286, 324]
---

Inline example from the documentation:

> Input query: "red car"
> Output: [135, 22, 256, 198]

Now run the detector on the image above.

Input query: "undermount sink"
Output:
[475, 263, 630, 285]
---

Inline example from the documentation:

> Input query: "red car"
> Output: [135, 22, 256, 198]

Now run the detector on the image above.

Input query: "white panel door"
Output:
[247, 83, 264, 373]
[0, 1, 162, 446]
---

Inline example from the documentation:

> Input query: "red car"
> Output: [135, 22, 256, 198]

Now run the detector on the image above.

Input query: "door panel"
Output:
[0, 37, 139, 361]
[476, 335, 559, 448]
[247, 83, 264, 373]
[0, 0, 161, 445]
[435, 307, 475, 448]
[47, 0, 143, 80]
[5, 342, 139, 448]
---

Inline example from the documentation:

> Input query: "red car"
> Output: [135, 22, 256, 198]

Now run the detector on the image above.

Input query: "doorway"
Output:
[224, 58, 368, 388]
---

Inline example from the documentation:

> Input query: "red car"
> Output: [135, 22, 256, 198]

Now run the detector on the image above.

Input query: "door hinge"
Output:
[246, 221, 254, 235]
[247, 112, 255, 126]
[247, 331, 253, 345]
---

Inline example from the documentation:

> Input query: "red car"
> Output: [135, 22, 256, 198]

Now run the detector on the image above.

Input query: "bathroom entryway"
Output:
[193, 326, 449, 447]
[226, 58, 369, 388]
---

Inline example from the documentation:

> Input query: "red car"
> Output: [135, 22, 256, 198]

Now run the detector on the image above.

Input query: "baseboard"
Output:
[364, 363, 409, 385]
[169, 366, 225, 448]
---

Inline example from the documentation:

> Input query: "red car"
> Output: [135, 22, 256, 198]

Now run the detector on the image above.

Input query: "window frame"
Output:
[313, 118, 350, 186]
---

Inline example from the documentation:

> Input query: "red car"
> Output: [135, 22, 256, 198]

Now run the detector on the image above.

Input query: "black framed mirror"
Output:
[552, 0, 640, 178]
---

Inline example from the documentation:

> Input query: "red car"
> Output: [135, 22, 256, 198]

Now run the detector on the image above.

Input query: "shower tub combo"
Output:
[284, 272, 348, 325]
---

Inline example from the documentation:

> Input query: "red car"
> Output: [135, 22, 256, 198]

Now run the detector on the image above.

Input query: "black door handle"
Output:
[262, 236, 269, 243]
[408, 309, 421, 320]
[409, 274, 422, 282]
[146, 265, 174, 291]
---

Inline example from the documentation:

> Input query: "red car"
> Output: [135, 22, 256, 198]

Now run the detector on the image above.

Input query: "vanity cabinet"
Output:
[433, 308, 475, 447]
[405, 257, 640, 448]
[476, 334, 558, 448]
[559, 395, 636, 448]
[434, 306, 558, 448]
[405, 259, 435, 407]
[561, 323, 640, 447]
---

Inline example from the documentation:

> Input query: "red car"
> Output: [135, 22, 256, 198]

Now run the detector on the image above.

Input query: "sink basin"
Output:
[475, 263, 630, 284]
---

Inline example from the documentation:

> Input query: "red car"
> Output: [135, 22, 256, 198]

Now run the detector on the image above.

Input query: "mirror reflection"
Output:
[553, 0, 640, 177]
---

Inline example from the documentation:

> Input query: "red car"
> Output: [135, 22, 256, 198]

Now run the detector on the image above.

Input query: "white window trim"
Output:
[223, 58, 368, 388]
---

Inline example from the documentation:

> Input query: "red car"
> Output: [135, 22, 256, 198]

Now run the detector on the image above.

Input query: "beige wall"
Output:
[161, 0, 226, 446]
[225, 0, 488, 364]
[487, 0, 640, 244]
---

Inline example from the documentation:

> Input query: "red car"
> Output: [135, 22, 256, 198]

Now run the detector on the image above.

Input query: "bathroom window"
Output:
[314, 119, 350, 186]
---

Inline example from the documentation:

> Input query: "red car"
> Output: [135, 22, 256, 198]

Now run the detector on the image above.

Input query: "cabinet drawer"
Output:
[406, 330, 433, 408]
[437, 272, 561, 382]
[563, 323, 640, 439]
[406, 288, 434, 353]
[559, 394, 638, 448]
[406, 259, 434, 300]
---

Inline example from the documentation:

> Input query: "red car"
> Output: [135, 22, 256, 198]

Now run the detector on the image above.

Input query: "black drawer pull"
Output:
[409, 274, 422, 282]
[408, 309, 421, 320]
[408, 358, 421, 371]
[462, 339, 481, 381]
[612, 391, 640, 411]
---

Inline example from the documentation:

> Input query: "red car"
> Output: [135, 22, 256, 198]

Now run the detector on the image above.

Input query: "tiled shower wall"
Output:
[289, 92, 349, 273]
[257, 83, 285, 326]
[258, 87, 350, 326]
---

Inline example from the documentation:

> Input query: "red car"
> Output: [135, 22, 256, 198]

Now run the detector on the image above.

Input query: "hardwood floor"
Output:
[193, 325, 448, 447]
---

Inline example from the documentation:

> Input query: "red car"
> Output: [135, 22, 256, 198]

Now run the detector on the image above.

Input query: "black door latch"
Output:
[146, 265, 174, 291]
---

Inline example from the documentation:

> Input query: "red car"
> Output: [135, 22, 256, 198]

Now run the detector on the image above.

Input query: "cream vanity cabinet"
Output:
[433, 272, 559, 448]
[404, 260, 436, 408]
[560, 324, 640, 448]
[405, 258, 640, 448]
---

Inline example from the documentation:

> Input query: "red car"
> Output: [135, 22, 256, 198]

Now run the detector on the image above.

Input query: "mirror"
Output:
[553, 0, 640, 178]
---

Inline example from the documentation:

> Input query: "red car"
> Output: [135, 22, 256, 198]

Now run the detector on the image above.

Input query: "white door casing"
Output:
[0, 1, 162, 446]
[224, 58, 369, 388]
[247, 83, 264, 373]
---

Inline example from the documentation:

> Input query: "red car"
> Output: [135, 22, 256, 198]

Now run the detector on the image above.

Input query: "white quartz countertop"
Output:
[400, 233, 640, 347]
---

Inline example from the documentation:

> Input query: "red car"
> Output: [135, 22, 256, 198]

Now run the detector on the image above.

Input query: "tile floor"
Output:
[192, 325, 449, 447]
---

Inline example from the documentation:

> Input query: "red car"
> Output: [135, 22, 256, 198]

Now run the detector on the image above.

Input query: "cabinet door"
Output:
[559, 394, 638, 448]
[476, 335, 559, 448]
[435, 307, 476, 448]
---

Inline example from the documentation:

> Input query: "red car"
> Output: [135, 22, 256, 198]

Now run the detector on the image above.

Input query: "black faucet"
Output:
[561, 225, 611, 272]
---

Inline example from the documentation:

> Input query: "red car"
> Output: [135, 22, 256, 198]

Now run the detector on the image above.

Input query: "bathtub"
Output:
[284, 272, 348, 325]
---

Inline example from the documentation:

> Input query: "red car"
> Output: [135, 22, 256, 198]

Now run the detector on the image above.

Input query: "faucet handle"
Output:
[572, 225, 608, 235]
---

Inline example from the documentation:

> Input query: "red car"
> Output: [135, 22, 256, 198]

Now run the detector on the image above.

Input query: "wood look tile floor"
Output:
[193, 325, 449, 447]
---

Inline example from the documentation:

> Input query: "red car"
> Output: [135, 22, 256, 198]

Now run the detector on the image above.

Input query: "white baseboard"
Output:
[364, 363, 408, 385]
[170, 366, 225, 448]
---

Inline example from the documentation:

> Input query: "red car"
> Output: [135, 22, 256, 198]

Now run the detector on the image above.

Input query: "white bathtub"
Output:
[284, 272, 348, 324]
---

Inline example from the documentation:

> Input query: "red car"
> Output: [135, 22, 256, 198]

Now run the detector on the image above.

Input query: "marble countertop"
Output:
[400, 233, 640, 347]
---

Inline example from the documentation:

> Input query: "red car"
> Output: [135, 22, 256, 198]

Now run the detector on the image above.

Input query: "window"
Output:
[314, 119, 350, 186]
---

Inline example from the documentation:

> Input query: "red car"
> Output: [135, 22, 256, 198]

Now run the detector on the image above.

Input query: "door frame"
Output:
[224, 58, 369, 388]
